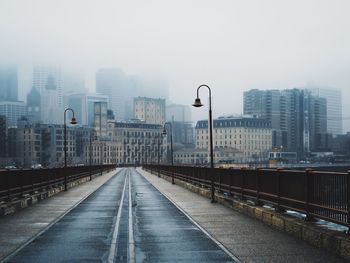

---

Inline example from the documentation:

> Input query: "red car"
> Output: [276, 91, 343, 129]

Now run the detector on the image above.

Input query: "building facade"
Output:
[27, 87, 41, 124]
[33, 65, 63, 124]
[244, 88, 328, 158]
[0, 67, 18, 102]
[0, 101, 26, 127]
[0, 116, 7, 158]
[174, 147, 243, 166]
[65, 93, 109, 126]
[195, 116, 272, 163]
[134, 97, 166, 125]
[8, 123, 83, 168]
[308, 87, 343, 135]
[166, 104, 191, 122]
[96, 68, 134, 121]
[84, 120, 165, 166]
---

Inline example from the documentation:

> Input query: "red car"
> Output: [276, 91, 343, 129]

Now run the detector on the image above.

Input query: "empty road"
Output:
[3, 168, 235, 263]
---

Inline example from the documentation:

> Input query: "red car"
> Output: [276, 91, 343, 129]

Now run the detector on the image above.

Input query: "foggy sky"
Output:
[1, 0, 350, 131]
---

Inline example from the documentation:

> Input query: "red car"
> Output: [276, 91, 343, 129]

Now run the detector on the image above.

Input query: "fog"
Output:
[1, 0, 350, 130]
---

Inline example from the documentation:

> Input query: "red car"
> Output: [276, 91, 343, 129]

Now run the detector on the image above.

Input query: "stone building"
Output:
[134, 97, 166, 125]
[195, 116, 272, 163]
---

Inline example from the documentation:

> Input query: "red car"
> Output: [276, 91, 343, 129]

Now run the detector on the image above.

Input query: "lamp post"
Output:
[192, 84, 215, 202]
[163, 122, 174, 184]
[64, 108, 77, 191]
[89, 129, 95, 181]
[157, 133, 161, 177]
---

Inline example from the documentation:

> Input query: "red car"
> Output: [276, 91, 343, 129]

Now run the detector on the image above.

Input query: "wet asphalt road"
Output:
[3, 168, 235, 263]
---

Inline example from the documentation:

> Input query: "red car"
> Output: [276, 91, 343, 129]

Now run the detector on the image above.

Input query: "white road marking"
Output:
[128, 170, 136, 263]
[108, 172, 128, 263]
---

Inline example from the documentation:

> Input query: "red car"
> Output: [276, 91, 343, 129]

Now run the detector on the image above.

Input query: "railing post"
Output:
[171, 165, 175, 184]
[240, 167, 246, 201]
[210, 167, 216, 203]
[255, 168, 263, 206]
[31, 170, 34, 194]
[275, 168, 285, 213]
[21, 171, 24, 197]
[229, 170, 233, 197]
[305, 169, 315, 222]
[6, 170, 10, 201]
[218, 168, 222, 193]
[347, 170, 350, 235]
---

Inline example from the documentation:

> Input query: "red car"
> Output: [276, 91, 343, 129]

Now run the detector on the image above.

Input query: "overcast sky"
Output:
[1, 0, 350, 131]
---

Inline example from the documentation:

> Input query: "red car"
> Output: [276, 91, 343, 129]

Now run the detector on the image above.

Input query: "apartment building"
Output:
[134, 97, 166, 125]
[195, 116, 272, 162]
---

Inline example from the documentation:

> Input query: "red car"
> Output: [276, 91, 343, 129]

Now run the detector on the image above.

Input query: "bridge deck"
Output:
[0, 168, 235, 262]
[0, 167, 347, 262]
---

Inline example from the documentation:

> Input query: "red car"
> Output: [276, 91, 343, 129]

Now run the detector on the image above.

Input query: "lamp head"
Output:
[70, 117, 77, 125]
[192, 97, 203, 107]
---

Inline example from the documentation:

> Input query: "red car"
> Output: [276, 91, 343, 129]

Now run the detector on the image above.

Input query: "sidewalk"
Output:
[137, 168, 346, 263]
[0, 169, 120, 261]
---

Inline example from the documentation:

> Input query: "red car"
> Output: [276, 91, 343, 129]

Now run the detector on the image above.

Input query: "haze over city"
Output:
[1, 0, 349, 130]
[2, 1, 350, 262]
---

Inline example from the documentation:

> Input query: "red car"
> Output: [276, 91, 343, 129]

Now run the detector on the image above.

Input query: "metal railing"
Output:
[0, 165, 116, 202]
[144, 164, 350, 231]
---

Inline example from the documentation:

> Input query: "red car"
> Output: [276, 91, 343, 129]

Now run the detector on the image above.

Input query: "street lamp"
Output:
[163, 122, 174, 184]
[64, 108, 77, 191]
[192, 84, 215, 202]
[89, 129, 96, 181]
[157, 132, 162, 177]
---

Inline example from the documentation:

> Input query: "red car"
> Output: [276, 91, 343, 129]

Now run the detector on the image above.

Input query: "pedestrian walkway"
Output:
[132, 169, 235, 262]
[0, 168, 120, 261]
[137, 168, 347, 263]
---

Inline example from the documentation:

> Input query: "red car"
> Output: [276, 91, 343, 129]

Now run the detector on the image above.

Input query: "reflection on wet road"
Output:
[3, 168, 235, 263]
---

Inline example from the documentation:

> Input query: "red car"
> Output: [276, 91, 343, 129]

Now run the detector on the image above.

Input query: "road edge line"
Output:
[128, 170, 135, 263]
[108, 171, 128, 263]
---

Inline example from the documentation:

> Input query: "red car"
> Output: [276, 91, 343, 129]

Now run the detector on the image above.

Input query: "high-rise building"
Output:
[27, 87, 41, 124]
[33, 65, 62, 124]
[62, 70, 86, 94]
[166, 104, 191, 122]
[307, 87, 343, 135]
[94, 101, 108, 137]
[244, 89, 327, 158]
[96, 68, 134, 121]
[170, 122, 194, 146]
[0, 116, 7, 158]
[0, 67, 18, 102]
[134, 97, 166, 125]
[0, 101, 26, 127]
[66, 93, 109, 126]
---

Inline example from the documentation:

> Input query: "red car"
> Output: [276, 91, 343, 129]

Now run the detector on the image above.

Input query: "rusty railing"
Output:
[144, 164, 350, 231]
[0, 164, 116, 202]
